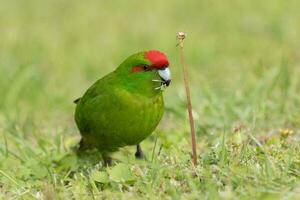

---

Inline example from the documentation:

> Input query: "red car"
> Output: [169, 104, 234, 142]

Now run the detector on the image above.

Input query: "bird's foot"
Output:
[135, 144, 146, 160]
[102, 154, 113, 167]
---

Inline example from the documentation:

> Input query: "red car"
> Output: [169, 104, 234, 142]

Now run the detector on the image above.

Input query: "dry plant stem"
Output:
[177, 32, 197, 165]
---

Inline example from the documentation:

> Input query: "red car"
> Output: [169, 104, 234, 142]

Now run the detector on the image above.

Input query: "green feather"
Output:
[75, 52, 165, 154]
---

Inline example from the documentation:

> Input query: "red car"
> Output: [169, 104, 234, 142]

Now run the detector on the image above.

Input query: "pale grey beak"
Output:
[158, 68, 171, 86]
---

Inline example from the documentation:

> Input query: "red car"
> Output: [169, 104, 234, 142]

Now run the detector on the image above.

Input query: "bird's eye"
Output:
[131, 65, 150, 73]
[143, 65, 149, 71]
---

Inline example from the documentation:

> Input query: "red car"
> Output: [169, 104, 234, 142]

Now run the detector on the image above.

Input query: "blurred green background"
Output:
[1, 0, 300, 199]
[1, 0, 300, 128]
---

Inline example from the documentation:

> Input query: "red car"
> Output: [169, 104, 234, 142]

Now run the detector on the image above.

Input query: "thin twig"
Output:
[177, 32, 197, 165]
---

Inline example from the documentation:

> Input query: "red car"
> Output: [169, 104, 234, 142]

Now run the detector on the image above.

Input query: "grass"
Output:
[1, 0, 300, 199]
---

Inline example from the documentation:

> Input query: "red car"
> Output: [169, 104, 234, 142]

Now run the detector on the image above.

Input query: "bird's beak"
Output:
[158, 68, 171, 86]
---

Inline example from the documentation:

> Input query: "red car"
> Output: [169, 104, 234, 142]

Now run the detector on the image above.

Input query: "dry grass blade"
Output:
[177, 32, 197, 165]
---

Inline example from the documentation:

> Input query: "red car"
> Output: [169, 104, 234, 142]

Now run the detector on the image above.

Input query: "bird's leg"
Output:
[135, 144, 145, 159]
[78, 138, 88, 151]
[102, 153, 112, 166]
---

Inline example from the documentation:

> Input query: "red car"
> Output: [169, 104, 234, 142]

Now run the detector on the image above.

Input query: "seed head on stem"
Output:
[177, 31, 197, 165]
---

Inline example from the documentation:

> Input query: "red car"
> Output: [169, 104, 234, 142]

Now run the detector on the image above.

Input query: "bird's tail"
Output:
[73, 97, 81, 104]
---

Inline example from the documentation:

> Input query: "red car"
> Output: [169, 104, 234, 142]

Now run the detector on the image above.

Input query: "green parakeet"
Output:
[74, 50, 171, 165]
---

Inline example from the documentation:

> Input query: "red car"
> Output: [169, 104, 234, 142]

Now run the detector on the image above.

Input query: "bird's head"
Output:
[117, 50, 171, 91]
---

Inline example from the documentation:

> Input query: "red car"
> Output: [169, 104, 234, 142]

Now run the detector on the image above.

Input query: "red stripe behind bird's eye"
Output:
[131, 66, 144, 73]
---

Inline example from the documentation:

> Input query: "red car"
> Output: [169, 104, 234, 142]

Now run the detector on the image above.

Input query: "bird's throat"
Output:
[119, 71, 162, 97]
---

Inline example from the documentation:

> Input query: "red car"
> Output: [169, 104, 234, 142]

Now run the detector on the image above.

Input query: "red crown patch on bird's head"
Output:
[145, 50, 169, 69]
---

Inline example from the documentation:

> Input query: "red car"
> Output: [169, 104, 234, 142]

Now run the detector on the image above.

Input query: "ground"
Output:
[0, 0, 300, 199]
